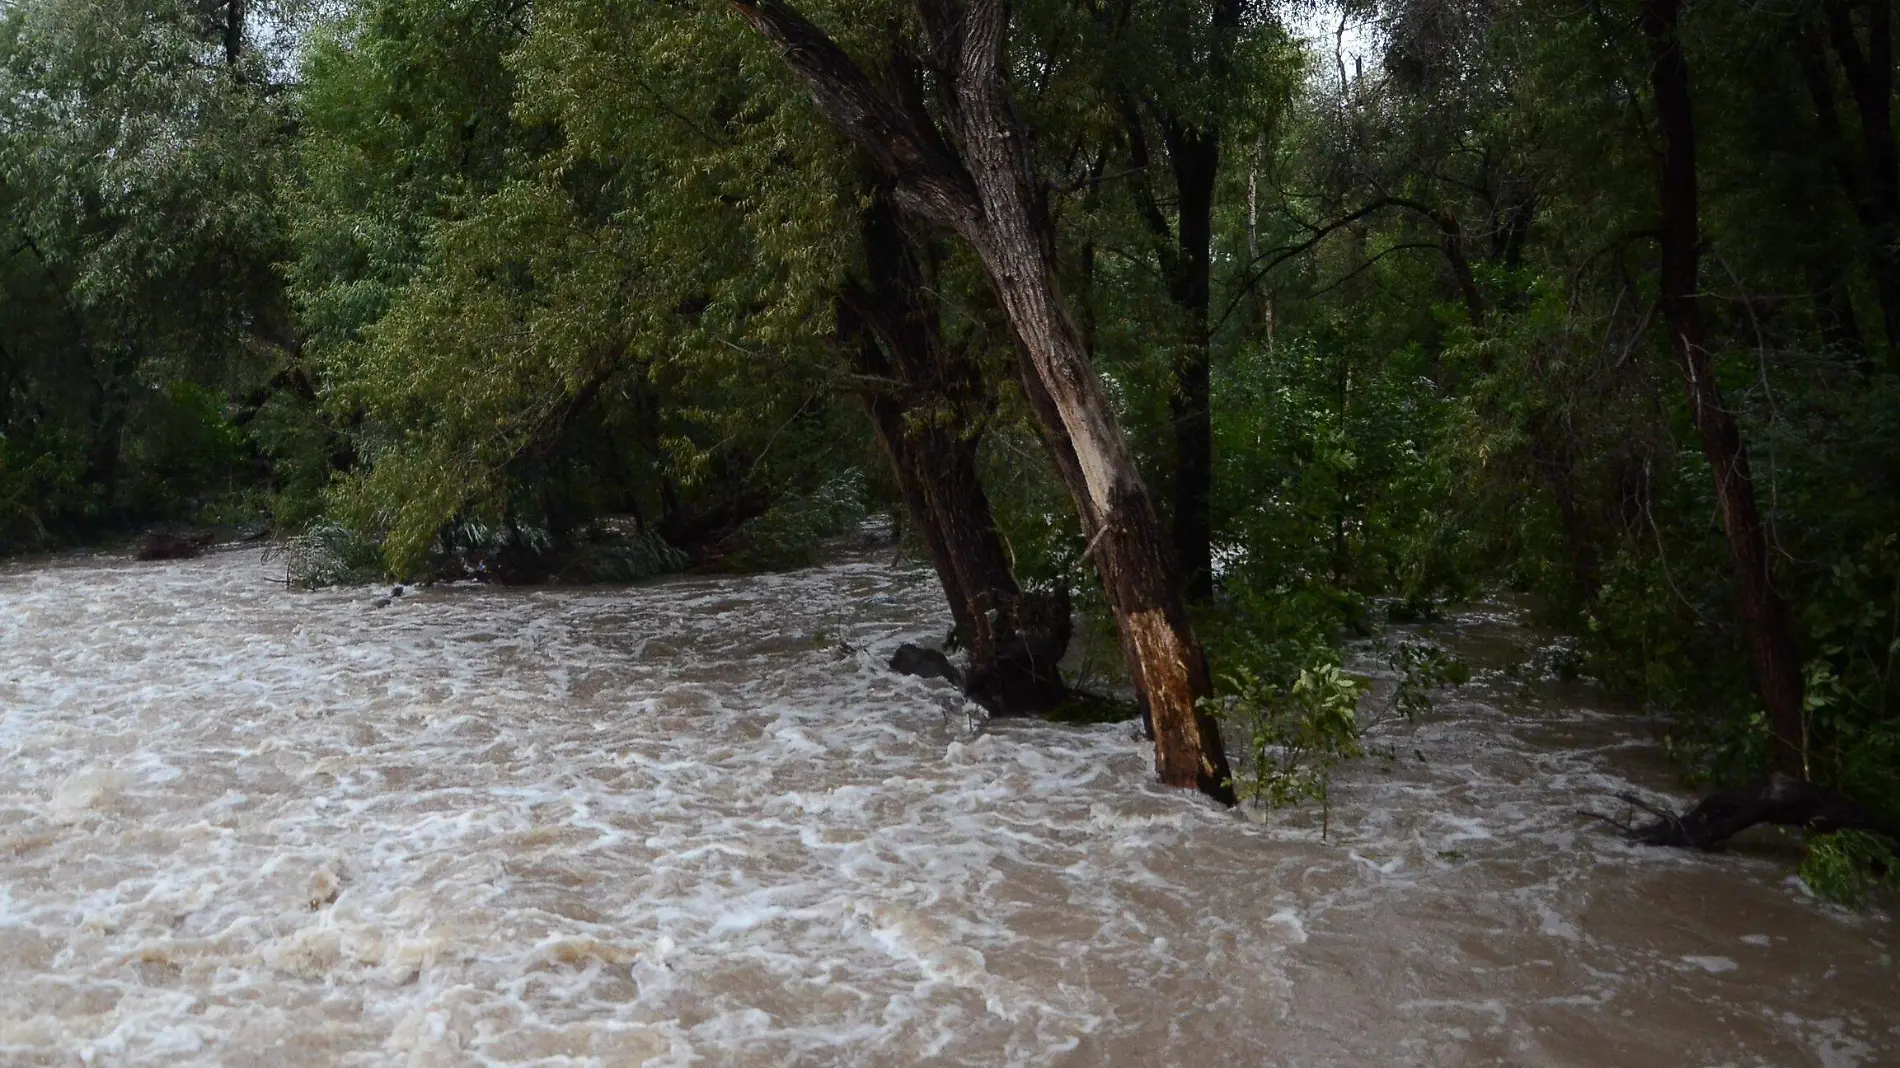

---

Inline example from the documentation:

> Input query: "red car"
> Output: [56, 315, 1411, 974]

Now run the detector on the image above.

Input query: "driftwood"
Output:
[1598, 772, 1897, 850]
[136, 531, 215, 561]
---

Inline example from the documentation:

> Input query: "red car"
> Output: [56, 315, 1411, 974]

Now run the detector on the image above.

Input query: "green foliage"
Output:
[0, 426, 90, 551]
[286, 0, 873, 580]
[1799, 830, 1899, 910]
[1385, 639, 1472, 722]
[0, 0, 308, 542]
[1212, 656, 1365, 823]
[1212, 328, 1477, 630]
[557, 524, 690, 584]
[721, 469, 869, 572]
[2, 0, 1897, 904]
[275, 519, 387, 590]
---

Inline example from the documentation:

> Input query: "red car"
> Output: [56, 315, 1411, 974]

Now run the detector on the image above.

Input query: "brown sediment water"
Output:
[0, 546, 1892, 1067]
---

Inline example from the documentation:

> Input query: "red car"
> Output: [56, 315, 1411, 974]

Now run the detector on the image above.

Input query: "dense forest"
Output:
[2, 0, 1897, 899]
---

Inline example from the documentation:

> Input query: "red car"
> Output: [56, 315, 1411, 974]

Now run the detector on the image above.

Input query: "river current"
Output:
[0, 544, 1892, 1066]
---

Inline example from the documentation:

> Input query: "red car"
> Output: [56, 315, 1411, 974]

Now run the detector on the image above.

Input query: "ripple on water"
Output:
[0, 548, 1892, 1067]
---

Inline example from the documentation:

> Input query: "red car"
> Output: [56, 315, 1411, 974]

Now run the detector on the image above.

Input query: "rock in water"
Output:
[136, 532, 215, 561]
[889, 643, 960, 686]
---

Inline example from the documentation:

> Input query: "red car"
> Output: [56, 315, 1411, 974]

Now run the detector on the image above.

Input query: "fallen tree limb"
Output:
[1622, 772, 1898, 849]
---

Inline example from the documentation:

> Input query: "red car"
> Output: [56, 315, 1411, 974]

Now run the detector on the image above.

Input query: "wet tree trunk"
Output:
[1136, 0, 1244, 603]
[841, 194, 1069, 715]
[1643, 0, 1808, 777]
[728, 0, 1235, 801]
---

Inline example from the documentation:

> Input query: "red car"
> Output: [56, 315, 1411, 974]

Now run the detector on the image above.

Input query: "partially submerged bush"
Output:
[720, 469, 868, 571]
[274, 519, 385, 589]
[1211, 655, 1365, 828]
[555, 522, 689, 583]
[1799, 830, 1898, 909]
[275, 513, 694, 589]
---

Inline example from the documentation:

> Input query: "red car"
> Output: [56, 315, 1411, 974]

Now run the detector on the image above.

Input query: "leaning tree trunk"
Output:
[841, 193, 1070, 715]
[728, 0, 1235, 801]
[1643, 0, 1807, 778]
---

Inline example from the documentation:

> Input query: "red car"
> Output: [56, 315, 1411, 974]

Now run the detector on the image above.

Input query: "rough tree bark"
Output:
[1643, 0, 1808, 777]
[840, 192, 1070, 715]
[223, 0, 244, 67]
[727, 0, 1235, 801]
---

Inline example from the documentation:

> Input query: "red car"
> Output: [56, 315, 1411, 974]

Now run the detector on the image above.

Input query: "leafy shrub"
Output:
[1383, 639, 1472, 721]
[556, 523, 689, 583]
[1799, 830, 1898, 909]
[1211, 656, 1365, 829]
[722, 469, 868, 571]
[274, 518, 386, 589]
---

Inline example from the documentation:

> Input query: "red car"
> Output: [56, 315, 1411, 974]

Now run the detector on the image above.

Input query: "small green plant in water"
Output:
[1385, 639, 1471, 721]
[1799, 830, 1899, 909]
[1211, 658, 1366, 835]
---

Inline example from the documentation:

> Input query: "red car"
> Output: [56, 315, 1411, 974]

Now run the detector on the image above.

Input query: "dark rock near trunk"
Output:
[136, 531, 215, 561]
[890, 643, 961, 686]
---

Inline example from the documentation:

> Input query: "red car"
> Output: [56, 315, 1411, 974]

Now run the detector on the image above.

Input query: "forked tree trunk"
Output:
[728, 0, 1235, 801]
[841, 194, 1069, 714]
[1643, 0, 1807, 777]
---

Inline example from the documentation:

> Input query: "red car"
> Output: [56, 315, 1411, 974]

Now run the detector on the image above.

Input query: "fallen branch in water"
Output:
[1605, 773, 1898, 850]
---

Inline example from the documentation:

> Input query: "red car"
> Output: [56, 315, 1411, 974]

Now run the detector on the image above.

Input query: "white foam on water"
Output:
[0, 548, 1892, 1067]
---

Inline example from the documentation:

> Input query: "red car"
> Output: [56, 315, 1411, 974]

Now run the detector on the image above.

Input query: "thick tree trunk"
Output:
[841, 195, 1069, 715]
[1433, 209, 1485, 328]
[1644, 0, 1808, 777]
[729, 0, 1234, 801]
[1162, 121, 1217, 601]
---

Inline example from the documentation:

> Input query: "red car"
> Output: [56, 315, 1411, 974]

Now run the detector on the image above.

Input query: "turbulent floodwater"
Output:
[0, 545, 1893, 1068]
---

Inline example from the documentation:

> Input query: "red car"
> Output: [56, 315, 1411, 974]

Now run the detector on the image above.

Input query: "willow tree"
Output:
[726, 0, 1234, 801]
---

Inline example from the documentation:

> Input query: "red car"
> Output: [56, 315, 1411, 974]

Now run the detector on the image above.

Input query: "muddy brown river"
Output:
[0, 545, 1893, 1066]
